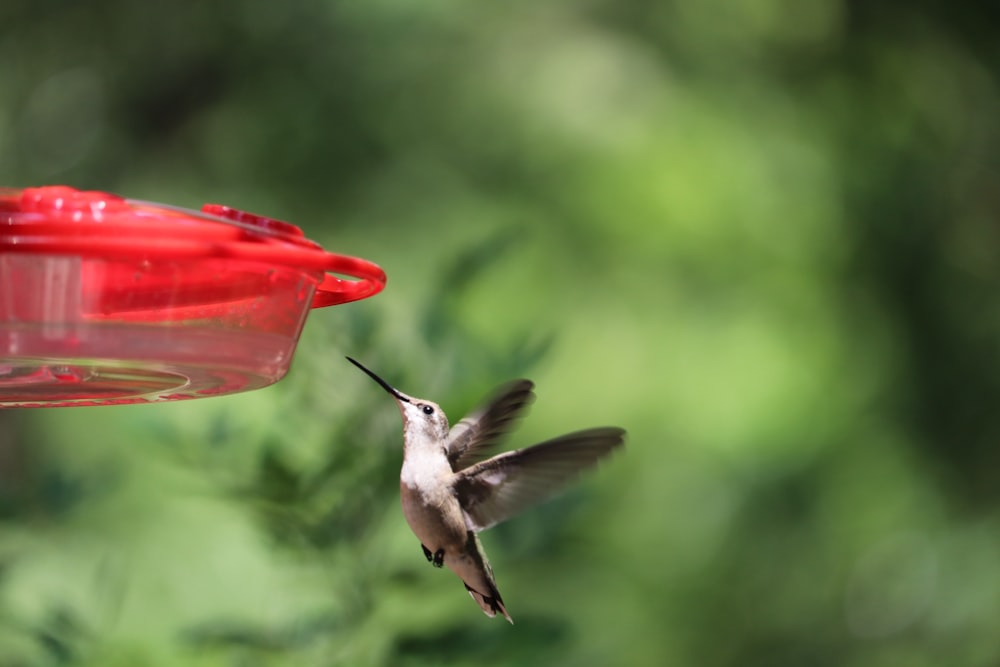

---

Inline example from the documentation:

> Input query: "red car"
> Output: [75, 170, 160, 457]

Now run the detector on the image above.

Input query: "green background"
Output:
[3, 1, 1000, 665]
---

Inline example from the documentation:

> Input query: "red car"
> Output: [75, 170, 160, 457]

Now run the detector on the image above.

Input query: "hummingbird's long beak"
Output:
[346, 357, 411, 403]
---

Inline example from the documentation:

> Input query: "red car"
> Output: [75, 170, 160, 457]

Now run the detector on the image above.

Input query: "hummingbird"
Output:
[346, 357, 625, 623]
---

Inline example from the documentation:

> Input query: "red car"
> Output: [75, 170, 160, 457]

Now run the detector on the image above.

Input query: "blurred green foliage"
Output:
[2, 1, 1000, 665]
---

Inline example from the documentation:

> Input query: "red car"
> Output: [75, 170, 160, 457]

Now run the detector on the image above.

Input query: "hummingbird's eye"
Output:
[422, 404, 435, 415]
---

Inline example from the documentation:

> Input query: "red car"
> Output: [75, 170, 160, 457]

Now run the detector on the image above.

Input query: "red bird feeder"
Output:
[0, 186, 386, 407]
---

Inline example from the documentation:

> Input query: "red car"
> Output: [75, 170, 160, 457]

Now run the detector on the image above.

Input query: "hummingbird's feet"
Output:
[420, 544, 446, 567]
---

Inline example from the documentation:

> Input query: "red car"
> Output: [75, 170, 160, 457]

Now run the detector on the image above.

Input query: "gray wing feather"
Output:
[445, 380, 535, 471]
[454, 427, 626, 532]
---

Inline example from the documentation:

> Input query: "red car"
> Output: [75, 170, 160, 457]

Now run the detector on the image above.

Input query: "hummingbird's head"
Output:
[396, 397, 449, 443]
[346, 357, 450, 443]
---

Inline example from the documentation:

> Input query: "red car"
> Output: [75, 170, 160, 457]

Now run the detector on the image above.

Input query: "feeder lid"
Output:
[1, 185, 386, 307]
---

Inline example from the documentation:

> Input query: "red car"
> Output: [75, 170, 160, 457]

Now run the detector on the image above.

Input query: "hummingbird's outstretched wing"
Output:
[445, 380, 535, 471]
[454, 427, 625, 532]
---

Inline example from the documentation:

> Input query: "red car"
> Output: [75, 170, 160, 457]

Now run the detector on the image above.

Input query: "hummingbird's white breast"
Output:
[400, 446, 452, 493]
[400, 448, 466, 550]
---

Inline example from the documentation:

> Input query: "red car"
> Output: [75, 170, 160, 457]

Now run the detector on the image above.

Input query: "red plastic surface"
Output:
[0, 185, 387, 407]
[3, 186, 386, 308]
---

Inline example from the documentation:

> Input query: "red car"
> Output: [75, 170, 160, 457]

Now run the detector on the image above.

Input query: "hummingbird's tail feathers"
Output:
[464, 581, 513, 624]
[455, 531, 514, 623]
[456, 426, 626, 532]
